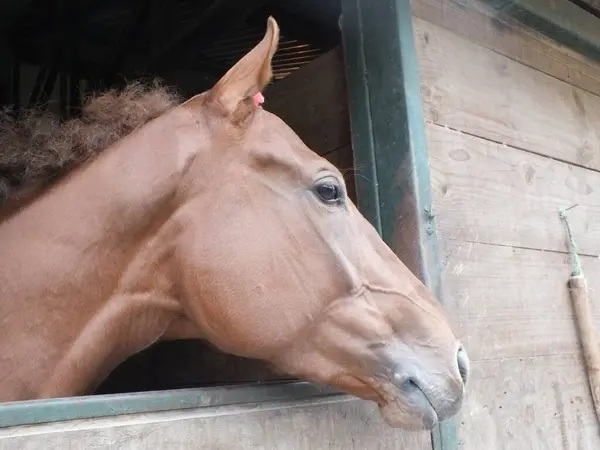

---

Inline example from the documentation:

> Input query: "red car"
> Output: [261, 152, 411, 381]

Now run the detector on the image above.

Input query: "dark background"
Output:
[0, 0, 341, 116]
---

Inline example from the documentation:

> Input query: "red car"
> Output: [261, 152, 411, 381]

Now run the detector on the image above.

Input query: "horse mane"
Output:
[0, 80, 182, 206]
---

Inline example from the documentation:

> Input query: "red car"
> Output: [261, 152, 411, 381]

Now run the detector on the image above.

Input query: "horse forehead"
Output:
[249, 111, 338, 170]
[256, 110, 304, 143]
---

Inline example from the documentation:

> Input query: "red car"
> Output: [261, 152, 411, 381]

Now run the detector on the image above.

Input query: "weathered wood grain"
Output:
[457, 354, 600, 449]
[440, 239, 600, 361]
[414, 17, 600, 171]
[427, 123, 600, 255]
[410, 2, 600, 447]
[0, 397, 432, 450]
[411, 0, 600, 96]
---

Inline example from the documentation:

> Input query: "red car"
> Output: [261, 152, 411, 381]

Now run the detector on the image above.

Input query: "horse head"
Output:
[163, 17, 468, 430]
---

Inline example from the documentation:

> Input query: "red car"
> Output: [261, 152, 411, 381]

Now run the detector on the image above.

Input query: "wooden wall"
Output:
[411, 0, 600, 447]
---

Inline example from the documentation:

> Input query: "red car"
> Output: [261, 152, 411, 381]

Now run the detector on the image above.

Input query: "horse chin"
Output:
[332, 376, 438, 430]
[371, 379, 439, 430]
[378, 398, 438, 430]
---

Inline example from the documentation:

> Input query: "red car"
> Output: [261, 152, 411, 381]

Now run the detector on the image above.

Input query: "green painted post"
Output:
[339, 0, 458, 449]
[0, 382, 339, 428]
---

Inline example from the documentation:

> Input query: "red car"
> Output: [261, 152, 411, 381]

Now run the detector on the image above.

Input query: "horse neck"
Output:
[0, 106, 203, 400]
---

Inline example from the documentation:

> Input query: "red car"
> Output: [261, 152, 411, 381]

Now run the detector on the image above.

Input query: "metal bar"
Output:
[40, 69, 58, 108]
[8, 56, 20, 111]
[340, 0, 456, 448]
[67, 38, 81, 117]
[27, 67, 57, 109]
[338, 5, 381, 233]
[250, 5, 340, 51]
[0, 381, 341, 428]
[59, 72, 68, 119]
[68, 73, 81, 116]
[27, 67, 48, 108]
[484, 0, 600, 62]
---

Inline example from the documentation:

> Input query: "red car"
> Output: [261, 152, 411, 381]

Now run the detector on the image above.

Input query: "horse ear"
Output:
[208, 16, 279, 118]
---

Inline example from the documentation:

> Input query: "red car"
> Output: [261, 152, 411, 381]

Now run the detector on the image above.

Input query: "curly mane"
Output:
[0, 80, 182, 206]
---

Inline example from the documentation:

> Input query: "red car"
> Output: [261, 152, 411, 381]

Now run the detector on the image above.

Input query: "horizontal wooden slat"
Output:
[414, 17, 600, 171]
[427, 123, 600, 255]
[458, 354, 600, 449]
[0, 397, 432, 450]
[411, 0, 600, 96]
[440, 239, 600, 361]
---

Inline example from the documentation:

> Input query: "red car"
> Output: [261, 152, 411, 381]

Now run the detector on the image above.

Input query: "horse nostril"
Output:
[457, 346, 469, 385]
[402, 377, 420, 393]
[393, 372, 422, 394]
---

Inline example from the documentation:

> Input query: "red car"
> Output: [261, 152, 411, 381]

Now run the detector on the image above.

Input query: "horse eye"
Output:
[315, 182, 342, 204]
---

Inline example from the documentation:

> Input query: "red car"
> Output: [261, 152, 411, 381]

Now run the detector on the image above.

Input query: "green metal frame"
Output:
[0, 381, 339, 428]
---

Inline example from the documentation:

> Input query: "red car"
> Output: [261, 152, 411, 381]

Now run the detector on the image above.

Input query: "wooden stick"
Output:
[560, 207, 600, 424]
[568, 275, 600, 423]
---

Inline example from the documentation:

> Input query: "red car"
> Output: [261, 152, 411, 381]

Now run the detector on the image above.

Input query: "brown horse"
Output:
[0, 17, 468, 430]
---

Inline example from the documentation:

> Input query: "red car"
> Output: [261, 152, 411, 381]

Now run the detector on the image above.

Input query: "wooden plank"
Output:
[411, 0, 600, 96]
[457, 354, 600, 449]
[484, 0, 600, 62]
[426, 123, 600, 255]
[440, 239, 600, 361]
[0, 397, 432, 450]
[414, 17, 600, 171]
[265, 47, 350, 156]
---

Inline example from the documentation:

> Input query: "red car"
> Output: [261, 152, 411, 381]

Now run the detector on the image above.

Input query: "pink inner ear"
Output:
[253, 92, 265, 107]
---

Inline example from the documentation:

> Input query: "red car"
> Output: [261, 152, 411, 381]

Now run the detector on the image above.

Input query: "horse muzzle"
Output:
[376, 343, 469, 429]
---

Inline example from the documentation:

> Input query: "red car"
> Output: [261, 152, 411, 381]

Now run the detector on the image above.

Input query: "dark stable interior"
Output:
[0, 0, 350, 394]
